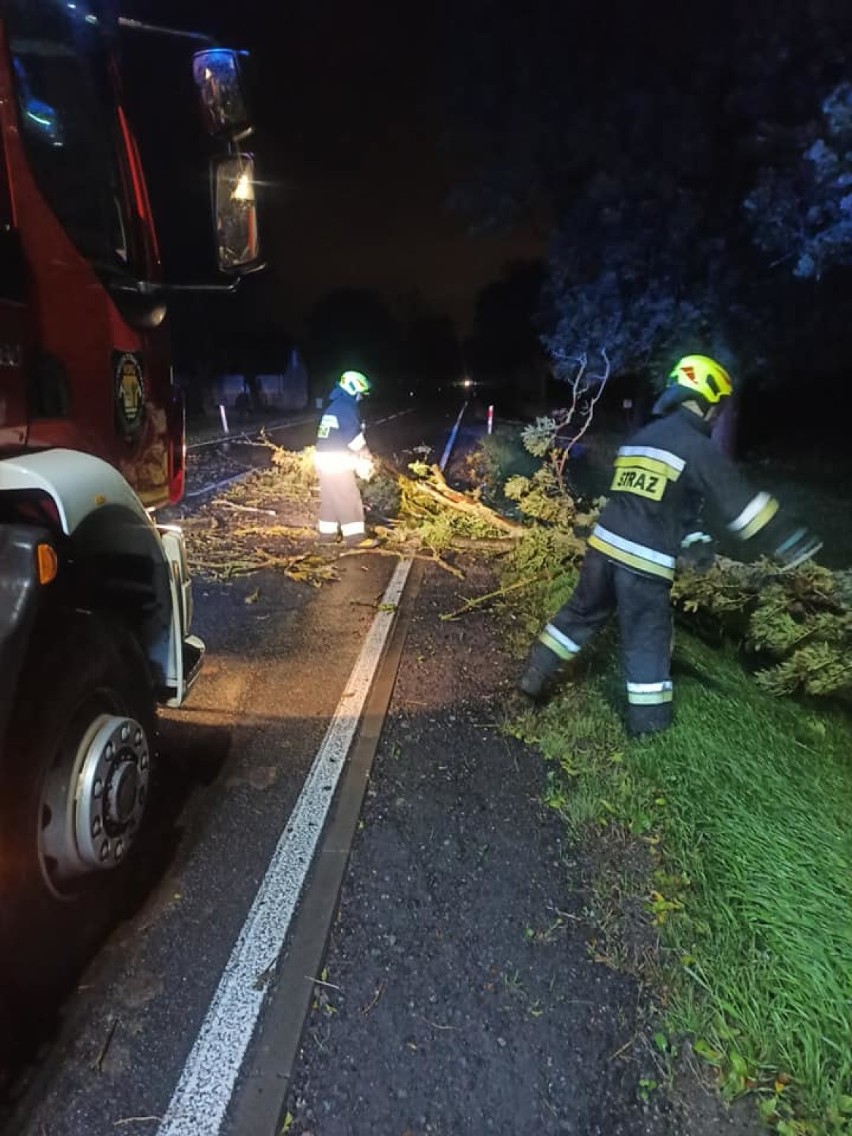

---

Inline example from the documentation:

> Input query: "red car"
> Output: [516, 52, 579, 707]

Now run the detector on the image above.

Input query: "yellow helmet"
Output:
[668, 355, 733, 405]
[339, 370, 371, 397]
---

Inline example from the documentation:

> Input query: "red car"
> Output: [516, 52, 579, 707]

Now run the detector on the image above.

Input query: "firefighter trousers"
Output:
[536, 547, 674, 734]
[316, 468, 365, 538]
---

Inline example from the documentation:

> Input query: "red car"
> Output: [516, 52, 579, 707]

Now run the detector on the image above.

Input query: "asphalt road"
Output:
[0, 402, 475, 1131]
[3, 549, 407, 1134]
[0, 401, 756, 1136]
[280, 556, 672, 1136]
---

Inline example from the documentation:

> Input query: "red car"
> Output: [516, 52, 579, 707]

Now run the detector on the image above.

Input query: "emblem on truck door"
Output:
[113, 351, 146, 435]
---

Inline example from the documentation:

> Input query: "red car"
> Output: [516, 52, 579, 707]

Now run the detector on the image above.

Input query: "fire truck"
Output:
[0, 0, 260, 949]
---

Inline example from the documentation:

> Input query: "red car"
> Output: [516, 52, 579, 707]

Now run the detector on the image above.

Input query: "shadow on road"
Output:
[0, 720, 232, 1118]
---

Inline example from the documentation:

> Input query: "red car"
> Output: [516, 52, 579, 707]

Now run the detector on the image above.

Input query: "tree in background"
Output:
[302, 288, 404, 400]
[402, 313, 462, 403]
[440, 0, 852, 454]
[465, 261, 549, 412]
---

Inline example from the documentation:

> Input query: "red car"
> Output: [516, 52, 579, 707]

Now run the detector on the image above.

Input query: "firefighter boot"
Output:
[518, 641, 562, 702]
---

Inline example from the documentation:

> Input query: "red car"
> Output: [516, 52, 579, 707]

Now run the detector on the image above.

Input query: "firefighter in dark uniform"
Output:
[519, 354, 822, 735]
[314, 370, 377, 548]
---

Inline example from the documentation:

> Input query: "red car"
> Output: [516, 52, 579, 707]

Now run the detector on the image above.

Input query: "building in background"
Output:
[210, 347, 310, 415]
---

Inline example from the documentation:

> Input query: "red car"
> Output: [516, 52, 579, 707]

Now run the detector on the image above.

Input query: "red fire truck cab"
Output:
[0, 0, 259, 925]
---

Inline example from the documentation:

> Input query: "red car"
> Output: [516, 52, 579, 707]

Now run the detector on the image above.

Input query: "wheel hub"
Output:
[107, 759, 141, 828]
[41, 714, 150, 888]
[76, 716, 149, 869]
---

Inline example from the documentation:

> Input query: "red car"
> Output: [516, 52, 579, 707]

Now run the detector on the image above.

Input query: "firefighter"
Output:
[518, 354, 822, 736]
[314, 370, 377, 548]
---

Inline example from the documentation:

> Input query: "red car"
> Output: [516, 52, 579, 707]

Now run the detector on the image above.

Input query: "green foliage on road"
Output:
[481, 423, 852, 710]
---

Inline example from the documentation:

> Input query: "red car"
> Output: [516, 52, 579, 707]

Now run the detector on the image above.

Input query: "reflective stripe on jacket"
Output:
[590, 408, 782, 582]
[316, 386, 366, 455]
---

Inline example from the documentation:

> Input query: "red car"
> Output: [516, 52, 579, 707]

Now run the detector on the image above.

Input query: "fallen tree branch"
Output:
[407, 467, 526, 536]
[217, 500, 278, 517]
[189, 550, 338, 585]
[447, 536, 519, 552]
[340, 544, 466, 578]
[440, 573, 554, 620]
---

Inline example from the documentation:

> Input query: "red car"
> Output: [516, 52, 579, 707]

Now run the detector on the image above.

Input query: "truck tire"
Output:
[0, 610, 158, 1037]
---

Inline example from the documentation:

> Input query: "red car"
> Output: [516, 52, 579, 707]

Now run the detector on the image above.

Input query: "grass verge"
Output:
[472, 419, 852, 1132]
[503, 557, 852, 1133]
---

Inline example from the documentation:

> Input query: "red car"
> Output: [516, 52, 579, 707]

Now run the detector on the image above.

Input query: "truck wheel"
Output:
[0, 609, 157, 915]
[0, 611, 157, 1075]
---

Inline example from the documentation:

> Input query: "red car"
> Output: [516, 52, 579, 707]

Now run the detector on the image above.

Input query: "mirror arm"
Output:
[165, 261, 267, 290]
[164, 281, 242, 294]
[108, 277, 239, 300]
[105, 266, 266, 299]
[117, 17, 217, 46]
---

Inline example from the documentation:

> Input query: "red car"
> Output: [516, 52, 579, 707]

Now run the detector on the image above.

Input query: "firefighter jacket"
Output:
[314, 386, 368, 473]
[587, 407, 820, 582]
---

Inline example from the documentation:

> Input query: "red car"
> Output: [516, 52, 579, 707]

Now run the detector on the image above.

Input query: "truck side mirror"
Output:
[192, 49, 252, 141]
[214, 154, 261, 273]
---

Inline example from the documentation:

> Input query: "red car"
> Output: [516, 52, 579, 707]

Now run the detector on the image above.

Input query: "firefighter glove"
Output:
[677, 531, 716, 573]
[355, 454, 375, 481]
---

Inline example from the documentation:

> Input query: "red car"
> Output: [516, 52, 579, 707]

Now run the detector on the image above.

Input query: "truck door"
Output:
[0, 70, 28, 453]
[1, 0, 173, 507]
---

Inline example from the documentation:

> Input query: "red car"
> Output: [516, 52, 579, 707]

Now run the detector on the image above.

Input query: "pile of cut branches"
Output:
[184, 515, 337, 585]
[461, 425, 852, 707]
[181, 440, 852, 706]
[395, 462, 526, 549]
[180, 462, 336, 586]
[180, 450, 535, 586]
[672, 557, 852, 702]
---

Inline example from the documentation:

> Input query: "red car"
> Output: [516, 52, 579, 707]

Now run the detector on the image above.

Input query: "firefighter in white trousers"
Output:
[314, 370, 377, 548]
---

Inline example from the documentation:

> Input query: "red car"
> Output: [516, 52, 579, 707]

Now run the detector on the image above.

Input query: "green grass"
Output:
[513, 630, 852, 1133]
[476, 429, 852, 1129]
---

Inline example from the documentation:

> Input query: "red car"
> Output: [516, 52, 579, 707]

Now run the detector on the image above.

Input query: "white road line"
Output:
[184, 470, 254, 499]
[156, 558, 413, 1136]
[439, 401, 468, 470]
[159, 407, 462, 1133]
[371, 409, 416, 425]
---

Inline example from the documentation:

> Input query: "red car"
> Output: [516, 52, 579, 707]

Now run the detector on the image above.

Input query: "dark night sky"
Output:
[120, 0, 544, 336]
